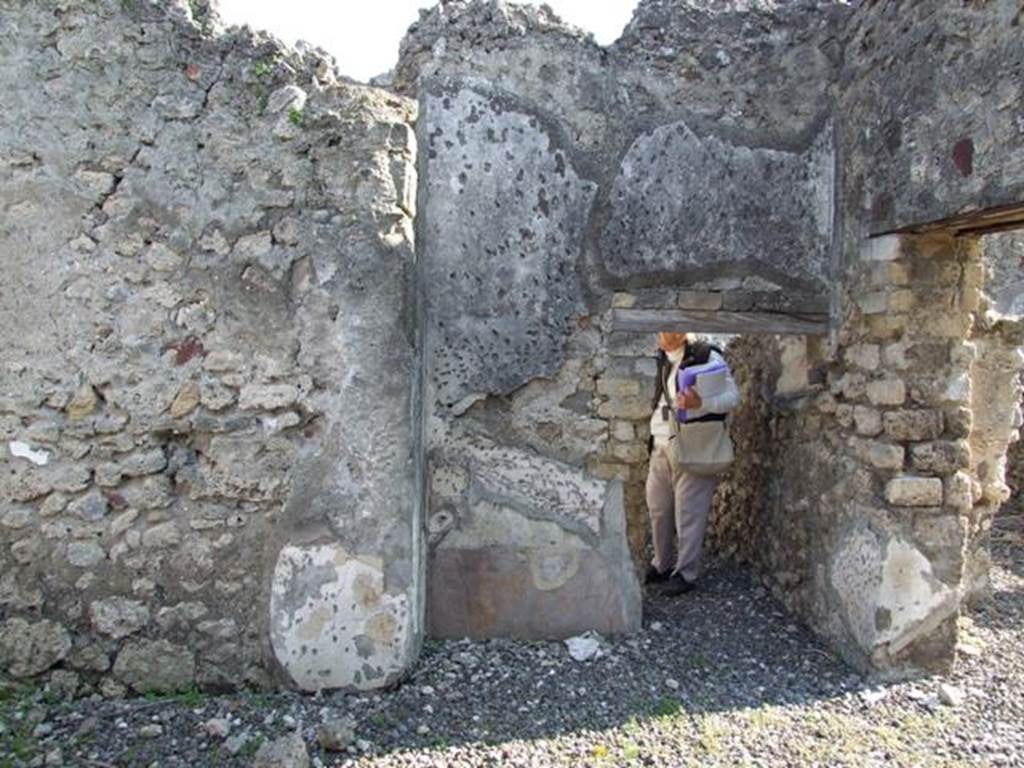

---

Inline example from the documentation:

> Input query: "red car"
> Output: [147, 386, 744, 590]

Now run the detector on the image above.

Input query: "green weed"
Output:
[252, 59, 275, 79]
[650, 697, 681, 719]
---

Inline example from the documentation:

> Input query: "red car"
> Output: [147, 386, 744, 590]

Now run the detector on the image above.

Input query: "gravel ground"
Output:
[2, 520, 1022, 768]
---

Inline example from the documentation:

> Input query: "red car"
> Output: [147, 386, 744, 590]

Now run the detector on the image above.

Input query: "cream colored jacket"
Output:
[650, 349, 740, 448]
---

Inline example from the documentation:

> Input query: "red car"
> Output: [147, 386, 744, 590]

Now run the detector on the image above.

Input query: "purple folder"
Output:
[676, 359, 728, 422]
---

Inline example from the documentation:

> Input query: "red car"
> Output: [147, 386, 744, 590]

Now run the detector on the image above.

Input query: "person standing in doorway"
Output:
[645, 331, 740, 596]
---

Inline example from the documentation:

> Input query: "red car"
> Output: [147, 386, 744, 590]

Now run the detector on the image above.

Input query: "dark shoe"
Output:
[645, 565, 668, 584]
[660, 573, 696, 597]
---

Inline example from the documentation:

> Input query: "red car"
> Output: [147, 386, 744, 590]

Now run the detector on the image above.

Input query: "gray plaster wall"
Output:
[401, 0, 843, 305]
[0, 0, 420, 693]
[839, 0, 1024, 236]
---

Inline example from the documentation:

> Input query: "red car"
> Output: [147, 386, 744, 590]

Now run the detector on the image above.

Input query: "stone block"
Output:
[943, 407, 972, 439]
[835, 403, 854, 429]
[611, 421, 635, 442]
[596, 378, 641, 397]
[90, 598, 150, 639]
[857, 291, 888, 315]
[853, 438, 904, 470]
[853, 406, 883, 436]
[943, 371, 971, 404]
[864, 314, 907, 341]
[927, 314, 972, 339]
[1, 507, 33, 529]
[203, 351, 244, 372]
[884, 410, 944, 441]
[862, 235, 901, 262]
[169, 382, 200, 418]
[66, 385, 98, 421]
[119, 449, 168, 478]
[597, 399, 652, 420]
[909, 441, 970, 475]
[885, 476, 944, 507]
[588, 462, 631, 481]
[142, 243, 183, 272]
[887, 262, 911, 285]
[869, 261, 910, 286]
[612, 443, 648, 463]
[0, 618, 72, 678]
[845, 343, 880, 371]
[611, 292, 636, 309]
[866, 378, 906, 406]
[888, 289, 915, 313]
[678, 290, 723, 310]
[943, 471, 975, 511]
[832, 371, 867, 400]
[913, 514, 965, 551]
[113, 639, 195, 694]
[909, 258, 962, 286]
[238, 384, 300, 411]
[66, 541, 105, 568]
[142, 522, 182, 549]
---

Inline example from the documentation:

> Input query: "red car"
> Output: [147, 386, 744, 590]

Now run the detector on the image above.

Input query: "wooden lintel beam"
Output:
[612, 308, 830, 336]
[874, 201, 1024, 238]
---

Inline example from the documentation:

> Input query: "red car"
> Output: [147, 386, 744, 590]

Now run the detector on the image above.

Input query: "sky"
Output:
[216, 1, 638, 82]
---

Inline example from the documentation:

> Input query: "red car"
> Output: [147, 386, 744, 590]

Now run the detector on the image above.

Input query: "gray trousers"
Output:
[645, 446, 719, 581]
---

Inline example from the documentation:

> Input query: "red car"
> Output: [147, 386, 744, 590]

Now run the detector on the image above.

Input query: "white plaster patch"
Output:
[9, 441, 49, 466]
[270, 543, 413, 692]
[875, 538, 957, 655]
[832, 530, 957, 658]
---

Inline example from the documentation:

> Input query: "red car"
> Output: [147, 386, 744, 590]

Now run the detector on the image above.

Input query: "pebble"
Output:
[32, 723, 54, 738]
[224, 732, 250, 755]
[201, 717, 232, 738]
[139, 724, 163, 738]
[665, 678, 680, 690]
[317, 716, 356, 752]
[939, 683, 965, 707]
[859, 687, 888, 705]
[565, 632, 602, 662]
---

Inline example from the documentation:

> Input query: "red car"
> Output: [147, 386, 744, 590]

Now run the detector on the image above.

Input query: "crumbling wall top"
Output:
[394, 0, 599, 96]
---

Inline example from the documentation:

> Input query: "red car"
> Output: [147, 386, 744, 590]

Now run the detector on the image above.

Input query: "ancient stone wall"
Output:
[0, 0, 421, 694]
[405, 0, 842, 641]
[2, 0, 1023, 691]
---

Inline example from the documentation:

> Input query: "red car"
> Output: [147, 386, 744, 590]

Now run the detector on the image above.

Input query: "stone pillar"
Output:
[824, 233, 987, 674]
